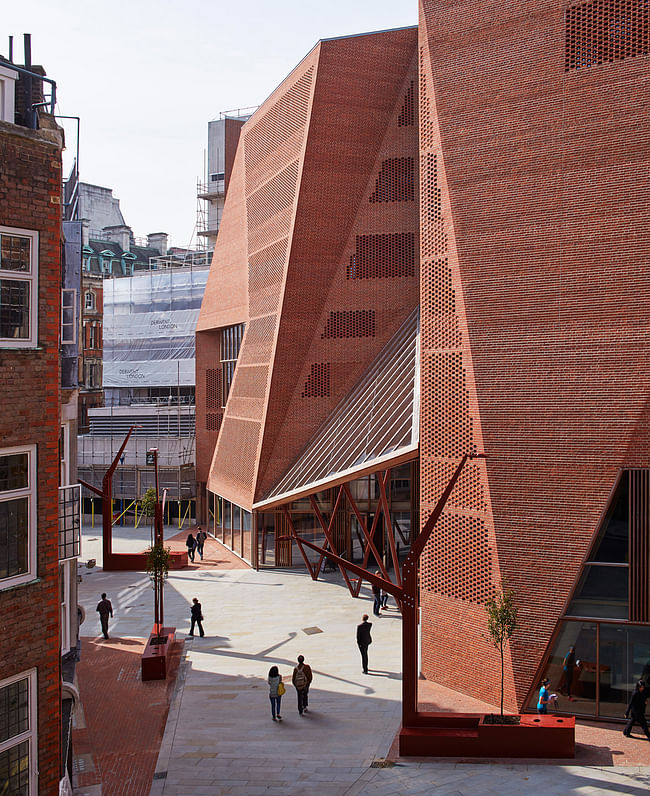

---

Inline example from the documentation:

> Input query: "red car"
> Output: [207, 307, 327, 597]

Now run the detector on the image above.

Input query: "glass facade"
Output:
[531, 470, 650, 720]
[207, 461, 418, 571]
[528, 619, 650, 719]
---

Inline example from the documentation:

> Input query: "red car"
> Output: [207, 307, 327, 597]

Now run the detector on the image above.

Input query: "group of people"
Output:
[266, 616, 375, 722]
[185, 527, 207, 562]
[267, 655, 313, 721]
[371, 573, 391, 617]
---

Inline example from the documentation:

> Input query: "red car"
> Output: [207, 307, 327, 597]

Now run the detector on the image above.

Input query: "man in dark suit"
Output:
[357, 614, 373, 674]
[96, 593, 113, 639]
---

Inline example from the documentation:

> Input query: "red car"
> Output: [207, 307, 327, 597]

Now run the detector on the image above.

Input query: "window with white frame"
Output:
[0, 445, 37, 589]
[86, 322, 100, 351]
[0, 669, 37, 795]
[84, 290, 95, 311]
[61, 289, 76, 345]
[0, 227, 38, 347]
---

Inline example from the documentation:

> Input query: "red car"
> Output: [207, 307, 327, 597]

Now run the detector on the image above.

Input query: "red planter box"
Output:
[141, 626, 176, 681]
[399, 713, 575, 758]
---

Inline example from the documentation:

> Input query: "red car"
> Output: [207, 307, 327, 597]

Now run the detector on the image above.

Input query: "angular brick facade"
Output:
[197, 28, 420, 509]
[0, 118, 63, 792]
[418, 0, 650, 710]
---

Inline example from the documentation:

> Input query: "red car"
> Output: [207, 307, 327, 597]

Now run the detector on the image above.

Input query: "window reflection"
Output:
[590, 472, 629, 563]
[567, 564, 628, 619]
[531, 620, 650, 719]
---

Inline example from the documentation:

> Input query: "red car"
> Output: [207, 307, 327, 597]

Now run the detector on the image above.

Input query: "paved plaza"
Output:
[75, 526, 650, 795]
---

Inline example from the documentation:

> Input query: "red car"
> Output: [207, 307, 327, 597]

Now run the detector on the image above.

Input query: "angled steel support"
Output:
[285, 452, 484, 730]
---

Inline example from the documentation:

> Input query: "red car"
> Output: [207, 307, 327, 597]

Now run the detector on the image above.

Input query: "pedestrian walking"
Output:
[561, 645, 576, 699]
[381, 588, 390, 610]
[186, 532, 197, 562]
[372, 572, 381, 617]
[268, 665, 284, 721]
[189, 597, 204, 637]
[195, 527, 207, 561]
[292, 655, 313, 715]
[96, 592, 113, 639]
[623, 680, 650, 740]
[537, 678, 551, 714]
[357, 613, 372, 674]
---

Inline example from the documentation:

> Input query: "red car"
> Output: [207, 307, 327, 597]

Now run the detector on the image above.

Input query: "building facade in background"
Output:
[196, 111, 251, 250]
[197, 3, 650, 724]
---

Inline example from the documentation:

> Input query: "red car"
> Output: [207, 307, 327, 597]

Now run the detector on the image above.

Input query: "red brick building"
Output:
[0, 61, 65, 792]
[418, 0, 650, 717]
[197, 5, 650, 722]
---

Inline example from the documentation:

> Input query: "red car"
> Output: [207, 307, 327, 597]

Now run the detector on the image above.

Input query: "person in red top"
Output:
[292, 655, 313, 715]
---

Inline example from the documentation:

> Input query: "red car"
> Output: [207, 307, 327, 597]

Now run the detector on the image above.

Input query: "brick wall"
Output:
[0, 118, 63, 791]
[418, 0, 650, 710]
[199, 28, 420, 510]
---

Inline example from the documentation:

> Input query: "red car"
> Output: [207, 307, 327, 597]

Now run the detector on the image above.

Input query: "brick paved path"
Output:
[72, 637, 181, 796]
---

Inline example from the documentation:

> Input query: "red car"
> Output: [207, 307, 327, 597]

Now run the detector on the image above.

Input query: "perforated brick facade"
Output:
[418, 0, 650, 711]
[197, 28, 419, 509]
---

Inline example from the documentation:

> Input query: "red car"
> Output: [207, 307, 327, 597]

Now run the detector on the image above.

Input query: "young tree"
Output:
[485, 588, 518, 716]
[141, 487, 157, 548]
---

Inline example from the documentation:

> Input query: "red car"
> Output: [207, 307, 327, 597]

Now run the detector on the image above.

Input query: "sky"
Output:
[4, 1, 417, 249]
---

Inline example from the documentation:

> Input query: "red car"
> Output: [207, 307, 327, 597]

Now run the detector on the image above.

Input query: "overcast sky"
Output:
[4, 1, 417, 248]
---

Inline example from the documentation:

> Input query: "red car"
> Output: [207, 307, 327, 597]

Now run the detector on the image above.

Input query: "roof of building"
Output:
[83, 238, 162, 275]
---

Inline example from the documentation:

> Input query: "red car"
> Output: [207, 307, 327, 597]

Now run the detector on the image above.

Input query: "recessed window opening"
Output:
[220, 323, 245, 407]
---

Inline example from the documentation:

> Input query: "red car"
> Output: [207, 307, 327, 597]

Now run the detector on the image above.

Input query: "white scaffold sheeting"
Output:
[103, 358, 196, 387]
[102, 268, 208, 387]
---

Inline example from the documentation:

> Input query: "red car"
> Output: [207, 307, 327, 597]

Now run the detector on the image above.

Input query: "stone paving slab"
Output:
[76, 528, 650, 795]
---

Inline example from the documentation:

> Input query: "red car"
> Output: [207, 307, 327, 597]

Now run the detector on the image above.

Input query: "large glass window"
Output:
[0, 669, 36, 795]
[530, 620, 650, 720]
[0, 446, 37, 589]
[567, 472, 630, 620]
[0, 227, 38, 347]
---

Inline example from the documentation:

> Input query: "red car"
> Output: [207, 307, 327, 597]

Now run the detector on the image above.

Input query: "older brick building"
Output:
[197, 4, 650, 722]
[0, 60, 66, 792]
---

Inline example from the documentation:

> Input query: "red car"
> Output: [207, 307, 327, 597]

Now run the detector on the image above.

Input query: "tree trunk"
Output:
[500, 643, 504, 716]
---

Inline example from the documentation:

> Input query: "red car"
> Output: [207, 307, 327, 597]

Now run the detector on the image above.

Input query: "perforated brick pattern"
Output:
[244, 67, 314, 192]
[565, 0, 649, 70]
[237, 315, 277, 366]
[421, 514, 492, 603]
[420, 459, 486, 512]
[421, 353, 474, 457]
[206, 413, 222, 433]
[398, 80, 416, 127]
[208, 64, 315, 504]
[418, 24, 490, 620]
[369, 157, 415, 203]
[246, 162, 299, 254]
[210, 417, 259, 499]
[348, 233, 416, 279]
[422, 257, 461, 349]
[206, 368, 221, 410]
[248, 240, 287, 318]
[321, 310, 376, 339]
[301, 363, 331, 398]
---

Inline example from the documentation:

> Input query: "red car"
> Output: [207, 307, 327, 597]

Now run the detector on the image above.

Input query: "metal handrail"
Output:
[4, 62, 57, 114]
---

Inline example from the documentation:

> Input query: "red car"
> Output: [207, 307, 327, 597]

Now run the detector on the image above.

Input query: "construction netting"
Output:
[103, 267, 209, 387]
